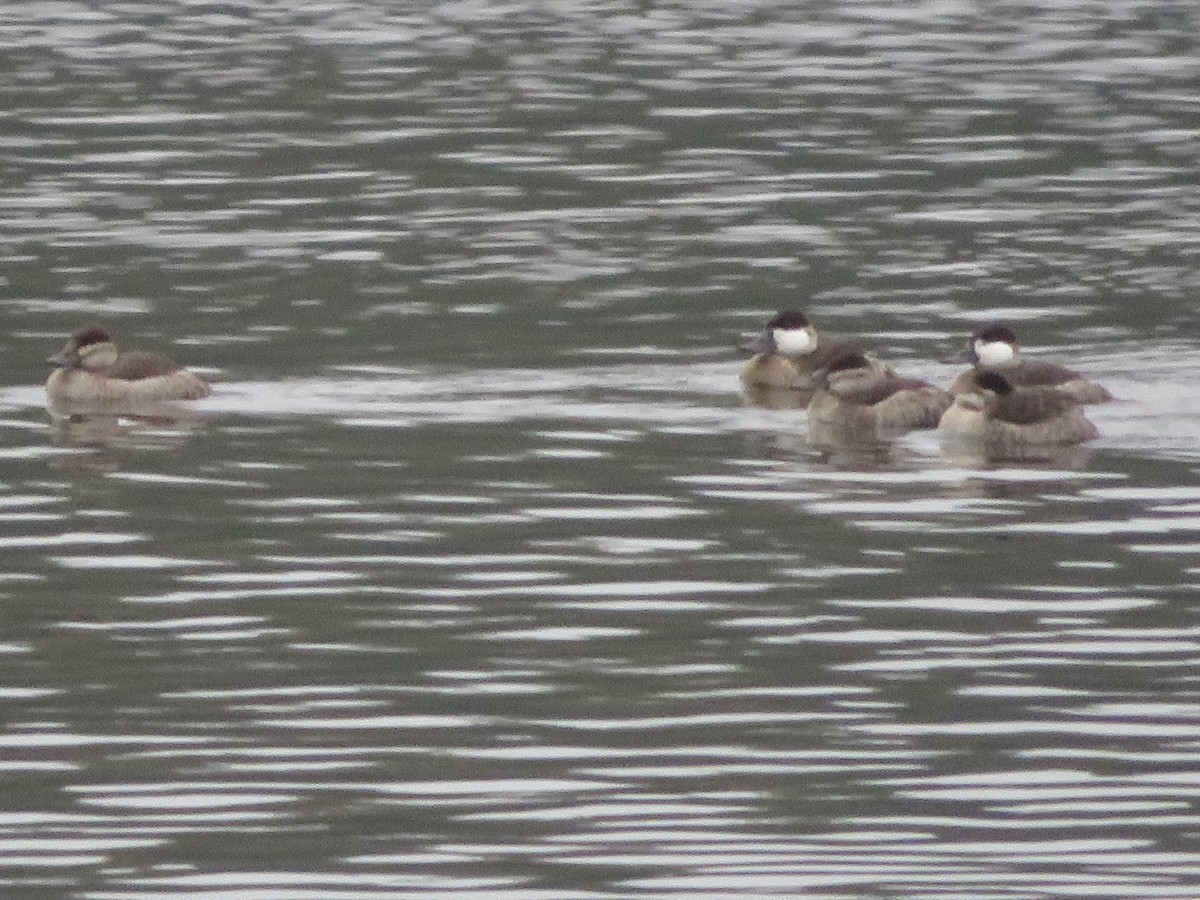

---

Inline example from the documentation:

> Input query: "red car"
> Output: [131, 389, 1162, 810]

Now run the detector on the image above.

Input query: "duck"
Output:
[807, 347, 953, 433]
[938, 369, 1099, 446]
[740, 309, 885, 390]
[945, 323, 1113, 403]
[45, 325, 211, 404]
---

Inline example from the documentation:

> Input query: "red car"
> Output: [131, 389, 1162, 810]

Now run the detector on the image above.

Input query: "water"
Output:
[1, 2, 1200, 898]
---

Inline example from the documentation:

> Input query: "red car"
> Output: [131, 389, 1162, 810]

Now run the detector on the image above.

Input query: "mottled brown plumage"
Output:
[808, 348, 952, 433]
[946, 323, 1113, 404]
[739, 310, 886, 390]
[939, 370, 1099, 445]
[46, 325, 211, 404]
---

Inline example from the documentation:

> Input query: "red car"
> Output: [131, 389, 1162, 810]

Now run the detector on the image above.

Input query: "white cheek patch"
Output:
[975, 339, 1015, 367]
[773, 327, 815, 356]
[80, 344, 119, 369]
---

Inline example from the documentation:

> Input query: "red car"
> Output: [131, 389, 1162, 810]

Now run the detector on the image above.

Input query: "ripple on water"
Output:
[2, 3, 1200, 898]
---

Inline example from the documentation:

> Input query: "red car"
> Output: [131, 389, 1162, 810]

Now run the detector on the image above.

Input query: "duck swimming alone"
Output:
[740, 309, 880, 390]
[46, 325, 212, 404]
[938, 369, 1099, 446]
[807, 347, 952, 433]
[945, 323, 1113, 403]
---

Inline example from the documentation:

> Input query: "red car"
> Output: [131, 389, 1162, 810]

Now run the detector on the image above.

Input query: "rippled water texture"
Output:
[1, 2, 1199, 898]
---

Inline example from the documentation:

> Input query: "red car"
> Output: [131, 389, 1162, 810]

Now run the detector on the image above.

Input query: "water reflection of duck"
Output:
[46, 407, 205, 472]
[739, 310, 884, 390]
[944, 323, 1113, 403]
[938, 370, 1100, 446]
[808, 348, 952, 434]
[46, 325, 211, 404]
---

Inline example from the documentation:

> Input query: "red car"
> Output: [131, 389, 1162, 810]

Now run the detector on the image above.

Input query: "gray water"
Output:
[1, 2, 1200, 898]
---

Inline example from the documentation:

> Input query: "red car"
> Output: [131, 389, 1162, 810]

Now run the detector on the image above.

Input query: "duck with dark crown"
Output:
[807, 347, 952, 433]
[45, 325, 211, 404]
[945, 323, 1113, 404]
[938, 369, 1099, 446]
[739, 309, 888, 391]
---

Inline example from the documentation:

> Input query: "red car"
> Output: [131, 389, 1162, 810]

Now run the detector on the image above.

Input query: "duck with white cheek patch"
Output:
[945, 323, 1113, 404]
[739, 309, 891, 391]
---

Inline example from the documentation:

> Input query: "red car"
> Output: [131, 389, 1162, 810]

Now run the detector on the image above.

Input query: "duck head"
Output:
[47, 325, 118, 371]
[944, 323, 1019, 367]
[741, 309, 818, 357]
[956, 368, 1015, 412]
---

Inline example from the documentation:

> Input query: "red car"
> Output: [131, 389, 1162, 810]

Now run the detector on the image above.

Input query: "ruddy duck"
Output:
[46, 325, 211, 404]
[740, 309, 881, 390]
[939, 370, 1099, 445]
[945, 323, 1113, 403]
[808, 348, 952, 433]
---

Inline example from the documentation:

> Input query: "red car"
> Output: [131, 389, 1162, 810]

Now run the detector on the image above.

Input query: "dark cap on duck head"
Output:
[741, 309, 814, 355]
[943, 322, 1019, 364]
[823, 347, 871, 374]
[973, 323, 1018, 344]
[47, 324, 113, 368]
[975, 369, 1014, 395]
[767, 309, 811, 330]
[71, 325, 113, 348]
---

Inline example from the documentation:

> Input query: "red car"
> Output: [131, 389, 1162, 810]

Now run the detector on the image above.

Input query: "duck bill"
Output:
[941, 348, 973, 365]
[47, 342, 79, 368]
[740, 331, 775, 356]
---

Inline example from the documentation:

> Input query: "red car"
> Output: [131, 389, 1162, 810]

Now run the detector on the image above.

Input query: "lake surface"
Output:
[1, 2, 1199, 898]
